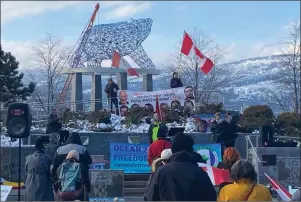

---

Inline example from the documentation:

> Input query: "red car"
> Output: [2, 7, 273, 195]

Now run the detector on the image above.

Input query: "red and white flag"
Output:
[112, 51, 139, 77]
[180, 31, 214, 74]
[265, 173, 292, 201]
[199, 163, 231, 185]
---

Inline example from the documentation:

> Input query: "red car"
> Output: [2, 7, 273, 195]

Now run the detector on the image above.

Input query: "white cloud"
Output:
[1, 40, 35, 69]
[0, 1, 135, 24]
[105, 2, 152, 20]
[1, 1, 87, 24]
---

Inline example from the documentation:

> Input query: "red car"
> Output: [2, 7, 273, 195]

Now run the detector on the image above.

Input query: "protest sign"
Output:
[194, 144, 222, 166]
[1, 185, 12, 201]
[109, 142, 221, 173]
[109, 142, 151, 173]
[117, 86, 195, 112]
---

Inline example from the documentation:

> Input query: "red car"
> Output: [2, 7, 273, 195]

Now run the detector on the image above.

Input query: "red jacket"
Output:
[147, 139, 172, 165]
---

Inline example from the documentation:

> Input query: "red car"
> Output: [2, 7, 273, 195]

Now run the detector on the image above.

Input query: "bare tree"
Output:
[261, 21, 300, 113]
[166, 28, 239, 104]
[26, 33, 70, 112]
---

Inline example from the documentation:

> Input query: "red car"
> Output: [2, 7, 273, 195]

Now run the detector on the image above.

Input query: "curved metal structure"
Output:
[69, 18, 155, 69]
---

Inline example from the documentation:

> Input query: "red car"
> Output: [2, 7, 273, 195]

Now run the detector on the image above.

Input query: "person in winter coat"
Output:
[54, 150, 89, 201]
[25, 138, 54, 201]
[148, 113, 169, 144]
[46, 109, 62, 134]
[45, 133, 60, 159]
[223, 112, 238, 147]
[217, 147, 241, 171]
[192, 151, 207, 164]
[147, 126, 172, 166]
[217, 147, 241, 191]
[52, 132, 92, 196]
[144, 149, 173, 201]
[211, 112, 236, 156]
[104, 78, 120, 114]
[218, 159, 272, 201]
[170, 72, 183, 88]
[145, 133, 217, 201]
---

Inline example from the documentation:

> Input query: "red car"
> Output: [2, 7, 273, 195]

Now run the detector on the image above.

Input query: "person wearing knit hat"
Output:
[145, 133, 217, 201]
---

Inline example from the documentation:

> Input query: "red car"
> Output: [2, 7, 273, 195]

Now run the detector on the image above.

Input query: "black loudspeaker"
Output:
[59, 130, 69, 145]
[6, 103, 31, 138]
[259, 125, 274, 147]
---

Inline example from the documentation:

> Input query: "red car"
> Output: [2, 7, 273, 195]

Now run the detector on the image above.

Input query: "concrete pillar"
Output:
[90, 73, 102, 111]
[117, 72, 128, 90]
[143, 74, 153, 91]
[71, 73, 83, 111]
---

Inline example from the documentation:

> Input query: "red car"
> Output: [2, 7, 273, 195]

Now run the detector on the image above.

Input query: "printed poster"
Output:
[118, 86, 195, 116]
[109, 142, 151, 173]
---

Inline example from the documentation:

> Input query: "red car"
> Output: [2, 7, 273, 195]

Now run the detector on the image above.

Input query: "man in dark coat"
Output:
[25, 138, 54, 201]
[104, 78, 120, 114]
[46, 109, 62, 134]
[145, 133, 217, 201]
[45, 133, 60, 158]
[52, 132, 92, 198]
[170, 72, 183, 88]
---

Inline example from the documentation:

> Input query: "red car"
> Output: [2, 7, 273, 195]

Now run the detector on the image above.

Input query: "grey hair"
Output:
[230, 159, 257, 183]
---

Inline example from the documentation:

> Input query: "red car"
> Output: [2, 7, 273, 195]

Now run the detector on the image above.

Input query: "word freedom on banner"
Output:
[109, 143, 151, 173]
[109, 142, 222, 173]
[117, 86, 195, 109]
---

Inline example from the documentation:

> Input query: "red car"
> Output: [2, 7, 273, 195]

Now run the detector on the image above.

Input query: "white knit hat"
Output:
[161, 149, 172, 160]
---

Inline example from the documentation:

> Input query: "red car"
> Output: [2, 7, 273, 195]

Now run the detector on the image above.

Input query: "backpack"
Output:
[58, 159, 83, 200]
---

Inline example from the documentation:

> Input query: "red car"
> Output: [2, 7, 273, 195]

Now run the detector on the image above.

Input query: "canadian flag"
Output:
[198, 163, 231, 185]
[111, 51, 139, 77]
[265, 173, 292, 201]
[181, 31, 214, 74]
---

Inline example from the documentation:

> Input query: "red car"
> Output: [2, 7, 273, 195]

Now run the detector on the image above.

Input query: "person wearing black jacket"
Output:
[170, 72, 183, 88]
[52, 132, 92, 199]
[211, 112, 238, 156]
[145, 133, 217, 201]
[104, 78, 120, 114]
[45, 133, 60, 159]
[46, 109, 62, 134]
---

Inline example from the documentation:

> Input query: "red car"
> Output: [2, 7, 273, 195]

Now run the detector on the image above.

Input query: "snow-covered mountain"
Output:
[79, 55, 285, 113]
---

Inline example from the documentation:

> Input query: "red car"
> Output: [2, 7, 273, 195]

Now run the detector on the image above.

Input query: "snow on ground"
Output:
[1, 115, 197, 146]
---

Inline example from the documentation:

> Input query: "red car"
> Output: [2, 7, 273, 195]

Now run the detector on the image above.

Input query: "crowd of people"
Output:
[32, 72, 300, 201]
[25, 112, 301, 201]
[24, 132, 92, 201]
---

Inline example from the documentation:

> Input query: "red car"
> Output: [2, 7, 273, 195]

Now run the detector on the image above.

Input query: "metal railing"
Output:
[245, 135, 266, 183]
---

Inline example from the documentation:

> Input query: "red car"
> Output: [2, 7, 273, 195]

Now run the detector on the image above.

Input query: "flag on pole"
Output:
[264, 173, 292, 201]
[112, 51, 139, 77]
[180, 31, 214, 74]
[198, 163, 231, 185]
[155, 94, 162, 120]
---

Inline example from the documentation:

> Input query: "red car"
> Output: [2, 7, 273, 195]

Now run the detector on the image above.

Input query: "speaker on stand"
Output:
[6, 103, 32, 201]
[259, 125, 274, 147]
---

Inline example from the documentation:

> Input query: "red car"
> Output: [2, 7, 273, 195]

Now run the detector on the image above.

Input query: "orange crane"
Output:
[56, 3, 100, 107]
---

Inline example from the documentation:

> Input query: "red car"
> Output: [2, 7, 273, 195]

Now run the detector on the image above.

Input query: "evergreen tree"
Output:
[0, 46, 35, 105]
